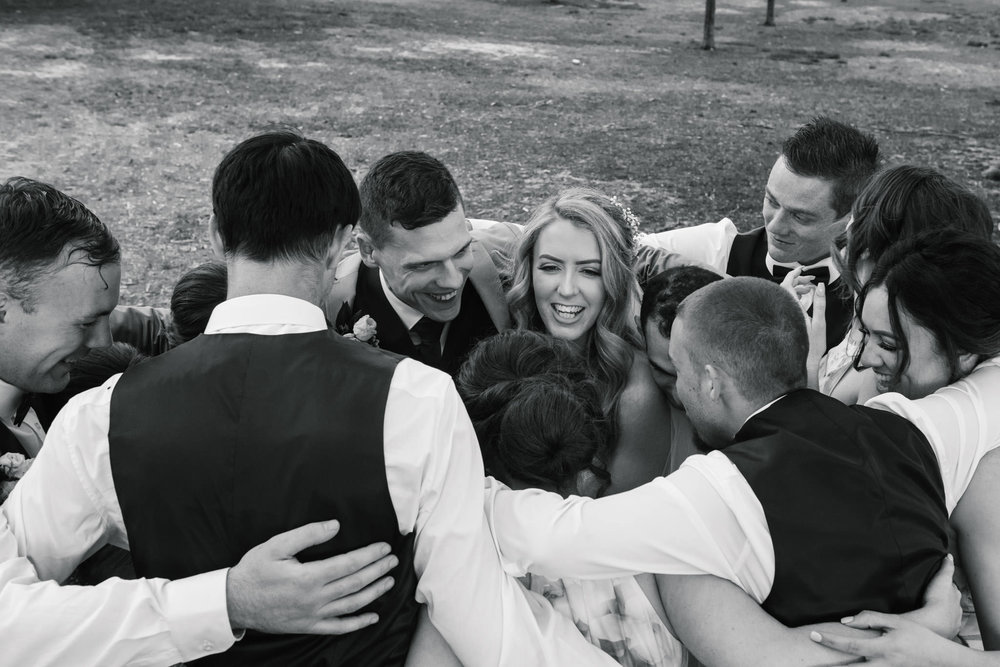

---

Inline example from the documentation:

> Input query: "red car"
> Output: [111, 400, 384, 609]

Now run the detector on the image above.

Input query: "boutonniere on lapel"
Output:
[334, 303, 380, 348]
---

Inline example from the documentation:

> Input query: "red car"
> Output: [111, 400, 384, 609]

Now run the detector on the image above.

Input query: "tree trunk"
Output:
[764, 0, 775, 26]
[703, 0, 716, 50]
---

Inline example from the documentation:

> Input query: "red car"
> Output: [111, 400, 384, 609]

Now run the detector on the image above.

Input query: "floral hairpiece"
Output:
[609, 195, 645, 246]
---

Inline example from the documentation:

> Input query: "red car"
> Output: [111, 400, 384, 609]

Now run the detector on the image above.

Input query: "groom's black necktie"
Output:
[410, 317, 445, 367]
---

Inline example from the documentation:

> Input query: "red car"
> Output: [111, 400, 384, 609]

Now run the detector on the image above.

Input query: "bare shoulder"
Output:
[954, 449, 1000, 528]
[605, 351, 673, 494]
[621, 351, 667, 407]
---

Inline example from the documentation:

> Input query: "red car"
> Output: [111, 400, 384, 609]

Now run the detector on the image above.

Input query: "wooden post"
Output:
[764, 0, 775, 26]
[703, 0, 716, 50]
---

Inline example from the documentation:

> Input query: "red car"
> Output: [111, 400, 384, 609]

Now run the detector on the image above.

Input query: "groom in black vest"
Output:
[642, 117, 880, 351]
[0, 176, 408, 665]
[486, 277, 950, 663]
[103, 133, 609, 666]
[665, 278, 948, 626]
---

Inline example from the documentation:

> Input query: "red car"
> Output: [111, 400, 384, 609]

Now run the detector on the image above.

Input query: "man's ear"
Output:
[703, 364, 723, 400]
[355, 230, 379, 269]
[957, 351, 980, 378]
[207, 214, 225, 259]
[325, 224, 355, 273]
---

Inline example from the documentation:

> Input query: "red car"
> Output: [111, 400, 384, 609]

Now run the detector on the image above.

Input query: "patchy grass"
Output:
[0, 0, 997, 304]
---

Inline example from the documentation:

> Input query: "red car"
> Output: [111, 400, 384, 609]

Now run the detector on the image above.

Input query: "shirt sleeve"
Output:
[0, 376, 236, 666]
[865, 358, 1000, 513]
[383, 359, 616, 666]
[639, 218, 739, 274]
[484, 450, 775, 604]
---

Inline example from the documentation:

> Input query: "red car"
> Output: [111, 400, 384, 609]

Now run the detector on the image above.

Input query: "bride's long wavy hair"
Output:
[507, 188, 641, 425]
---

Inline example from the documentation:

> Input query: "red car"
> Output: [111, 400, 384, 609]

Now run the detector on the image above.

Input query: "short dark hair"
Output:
[359, 151, 462, 248]
[456, 330, 611, 496]
[677, 277, 808, 403]
[168, 261, 228, 347]
[212, 131, 360, 262]
[781, 117, 880, 218]
[839, 165, 994, 292]
[65, 342, 145, 393]
[854, 229, 1000, 385]
[34, 342, 146, 424]
[0, 177, 120, 311]
[640, 266, 724, 338]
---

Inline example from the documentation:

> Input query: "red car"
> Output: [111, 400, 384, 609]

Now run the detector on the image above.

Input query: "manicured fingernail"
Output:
[325, 520, 340, 531]
[365, 614, 379, 625]
[379, 543, 391, 556]
[817, 283, 825, 294]
[946, 553, 954, 562]
[383, 577, 394, 590]
[810, 631, 822, 642]
[841, 616, 854, 623]
[387, 556, 399, 569]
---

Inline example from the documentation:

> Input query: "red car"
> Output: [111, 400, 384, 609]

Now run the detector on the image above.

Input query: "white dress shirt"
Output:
[485, 371, 1000, 601]
[640, 219, 839, 310]
[865, 357, 1000, 513]
[1, 294, 612, 667]
[640, 219, 740, 274]
[378, 271, 448, 353]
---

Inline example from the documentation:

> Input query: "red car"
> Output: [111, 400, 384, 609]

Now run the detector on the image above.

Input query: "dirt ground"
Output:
[0, 0, 997, 304]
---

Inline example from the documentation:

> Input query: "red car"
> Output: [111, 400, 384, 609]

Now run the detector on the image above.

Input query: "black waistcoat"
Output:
[350, 264, 498, 376]
[727, 228, 852, 351]
[725, 389, 949, 626]
[109, 331, 419, 666]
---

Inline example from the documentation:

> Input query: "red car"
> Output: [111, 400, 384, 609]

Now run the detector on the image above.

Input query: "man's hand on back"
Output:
[226, 520, 398, 634]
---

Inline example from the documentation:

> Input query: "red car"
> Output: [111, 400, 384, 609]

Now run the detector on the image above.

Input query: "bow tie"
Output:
[770, 264, 831, 285]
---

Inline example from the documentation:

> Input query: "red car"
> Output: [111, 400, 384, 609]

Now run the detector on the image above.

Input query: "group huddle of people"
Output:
[1, 115, 998, 666]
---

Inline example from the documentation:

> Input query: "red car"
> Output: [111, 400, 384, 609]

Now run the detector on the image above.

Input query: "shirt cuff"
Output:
[163, 568, 236, 661]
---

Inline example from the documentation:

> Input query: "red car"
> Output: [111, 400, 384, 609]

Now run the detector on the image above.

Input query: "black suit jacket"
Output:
[343, 263, 497, 376]
[0, 423, 27, 457]
[726, 228, 853, 351]
[1, 393, 58, 457]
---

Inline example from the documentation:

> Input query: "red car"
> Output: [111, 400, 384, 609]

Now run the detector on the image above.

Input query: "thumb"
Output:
[813, 282, 827, 318]
[264, 520, 341, 558]
[924, 553, 956, 603]
[938, 552, 955, 579]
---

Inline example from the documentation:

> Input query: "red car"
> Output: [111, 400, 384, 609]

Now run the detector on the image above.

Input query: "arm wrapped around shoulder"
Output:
[633, 245, 722, 290]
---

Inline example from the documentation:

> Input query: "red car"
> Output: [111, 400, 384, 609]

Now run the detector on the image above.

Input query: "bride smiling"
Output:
[506, 187, 682, 494]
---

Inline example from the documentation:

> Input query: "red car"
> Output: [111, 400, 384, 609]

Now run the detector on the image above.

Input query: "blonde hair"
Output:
[507, 187, 641, 424]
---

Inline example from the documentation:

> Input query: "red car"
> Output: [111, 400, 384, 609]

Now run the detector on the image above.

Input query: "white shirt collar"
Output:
[0, 379, 25, 422]
[378, 270, 425, 331]
[765, 253, 840, 283]
[205, 294, 328, 334]
[741, 393, 788, 429]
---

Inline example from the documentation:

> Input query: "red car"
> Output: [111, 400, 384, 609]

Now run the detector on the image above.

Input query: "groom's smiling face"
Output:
[364, 204, 474, 323]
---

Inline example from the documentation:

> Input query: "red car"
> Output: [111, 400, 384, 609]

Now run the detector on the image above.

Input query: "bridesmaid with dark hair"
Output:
[802, 164, 995, 401]
[807, 229, 1000, 661]
[454, 329, 687, 667]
